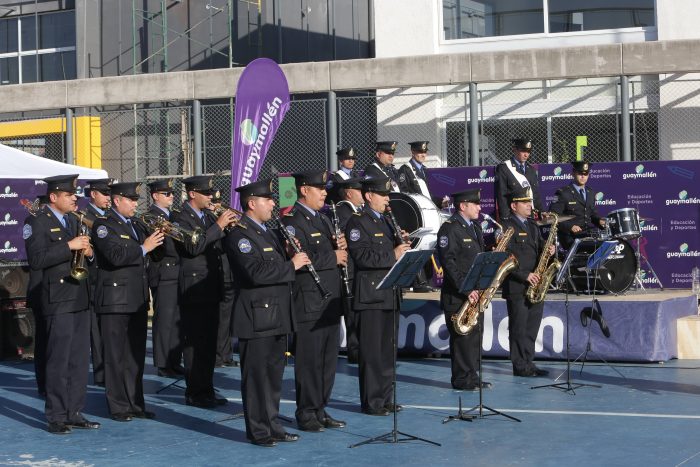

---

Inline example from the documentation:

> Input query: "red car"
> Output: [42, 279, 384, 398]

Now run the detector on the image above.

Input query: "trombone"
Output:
[69, 211, 93, 281]
[209, 202, 246, 230]
[135, 212, 201, 244]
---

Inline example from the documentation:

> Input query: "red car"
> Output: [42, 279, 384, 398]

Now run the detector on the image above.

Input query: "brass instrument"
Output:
[136, 212, 201, 244]
[452, 215, 517, 335]
[69, 211, 93, 281]
[20, 198, 41, 216]
[210, 202, 246, 229]
[526, 212, 561, 304]
[329, 202, 353, 299]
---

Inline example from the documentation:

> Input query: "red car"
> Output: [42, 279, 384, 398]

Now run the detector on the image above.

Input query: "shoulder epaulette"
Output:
[171, 208, 181, 213]
[284, 212, 294, 217]
[352, 212, 362, 216]
[444, 219, 453, 224]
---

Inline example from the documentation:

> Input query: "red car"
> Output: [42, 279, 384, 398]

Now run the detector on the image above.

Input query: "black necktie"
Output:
[579, 188, 586, 202]
[126, 219, 138, 240]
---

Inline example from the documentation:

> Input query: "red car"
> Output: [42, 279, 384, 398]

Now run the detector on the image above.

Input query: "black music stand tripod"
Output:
[349, 249, 440, 448]
[443, 252, 520, 423]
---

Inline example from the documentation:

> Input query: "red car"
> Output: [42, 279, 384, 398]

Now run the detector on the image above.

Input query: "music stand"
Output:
[532, 239, 600, 394]
[349, 249, 440, 448]
[450, 252, 521, 423]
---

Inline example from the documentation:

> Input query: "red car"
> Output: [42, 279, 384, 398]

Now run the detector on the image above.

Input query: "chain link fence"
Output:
[0, 113, 66, 162]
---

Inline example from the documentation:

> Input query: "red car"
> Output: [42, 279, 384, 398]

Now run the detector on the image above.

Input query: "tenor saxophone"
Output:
[452, 215, 517, 335]
[526, 212, 561, 304]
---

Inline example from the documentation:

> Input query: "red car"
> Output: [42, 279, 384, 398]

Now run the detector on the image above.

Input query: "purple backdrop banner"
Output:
[230, 58, 290, 208]
[427, 160, 700, 289]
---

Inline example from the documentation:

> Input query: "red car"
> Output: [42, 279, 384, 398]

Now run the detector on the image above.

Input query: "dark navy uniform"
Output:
[284, 171, 343, 430]
[92, 187, 151, 418]
[172, 175, 225, 406]
[435, 191, 485, 389]
[494, 139, 543, 219]
[397, 141, 430, 196]
[331, 147, 357, 184]
[363, 141, 400, 192]
[500, 190, 546, 376]
[224, 179, 296, 445]
[25, 175, 91, 432]
[23, 209, 46, 396]
[346, 178, 401, 414]
[209, 205, 236, 368]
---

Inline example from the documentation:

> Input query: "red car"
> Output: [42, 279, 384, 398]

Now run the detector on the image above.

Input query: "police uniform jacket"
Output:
[500, 216, 544, 297]
[549, 184, 603, 245]
[91, 210, 149, 314]
[345, 206, 398, 310]
[397, 159, 427, 194]
[26, 206, 89, 315]
[364, 163, 399, 186]
[85, 204, 107, 291]
[335, 200, 359, 281]
[146, 204, 180, 287]
[205, 210, 233, 284]
[494, 161, 543, 218]
[224, 217, 295, 339]
[283, 203, 341, 324]
[171, 203, 225, 305]
[436, 213, 484, 314]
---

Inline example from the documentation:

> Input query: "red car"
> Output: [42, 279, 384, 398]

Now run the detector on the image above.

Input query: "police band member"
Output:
[436, 189, 492, 391]
[494, 138, 543, 220]
[398, 141, 431, 198]
[25, 174, 98, 434]
[346, 176, 411, 415]
[92, 182, 163, 421]
[548, 161, 606, 249]
[225, 179, 310, 447]
[334, 177, 364, 364]
[172, 175, 236, 408]
[363, 141, 401, 192]
[285, 171, 347, 432]
[332, 147, 357, 182]
[501, 188, 553, 377]
[209, 189, 238, 368]
[84, 178, 113, 387]
[146, 178, 184, 377]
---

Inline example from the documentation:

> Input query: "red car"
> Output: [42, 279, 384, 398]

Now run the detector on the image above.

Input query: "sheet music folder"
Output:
[376, 249, 435, 290]
[459, 252, 511, 294]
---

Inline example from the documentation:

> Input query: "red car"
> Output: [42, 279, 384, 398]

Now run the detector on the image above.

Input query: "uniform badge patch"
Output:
[439, 235, 448, 248]
[399, 173, 406, 182]
[22, 224, 32, 240]
[285, 225, 296, 237]
[238, 238, 252, 253]
[96, 225, 108, 238]
[349, 229, 360, 242]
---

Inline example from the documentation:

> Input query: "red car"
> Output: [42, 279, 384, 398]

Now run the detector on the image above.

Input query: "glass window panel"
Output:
[0, 57, 19, 85]
[39, 11, 75, 49]
[21, 54, 39, 83]
[443, 0, 544, 40]
[0, 18, 18, 53]
[40, 51, 76, 82]
[549, 0, 655, 33]
[21, 16, 37, 51]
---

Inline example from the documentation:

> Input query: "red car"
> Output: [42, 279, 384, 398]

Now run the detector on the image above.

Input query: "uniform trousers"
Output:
[342, 280, 359, 360]
[294, 320, 340, 425]
[151, 280, 182, 370]
[100, 310, 148, 415]
[33, 309, 46, 395]
[505, 295, 544, 373]
[215, 282, 235, 365]
[358, 308, 397, 412]
[445, 312, 482, 388]
[44, 309, 90, 424]
[89, 304, 104, 385]
[239, 335, 287, 442]
[181, 304, 218, 399]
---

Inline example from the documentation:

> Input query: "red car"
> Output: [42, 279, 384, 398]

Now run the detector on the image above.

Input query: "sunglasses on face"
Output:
[158, 192, 174, 197]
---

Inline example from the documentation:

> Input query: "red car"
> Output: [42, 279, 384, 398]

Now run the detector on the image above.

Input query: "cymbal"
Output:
[534, 214, 575, 226]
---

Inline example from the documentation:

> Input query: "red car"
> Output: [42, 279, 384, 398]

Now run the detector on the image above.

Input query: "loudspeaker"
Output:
[1, 299, 35, 359]
[0, 266, 29, 299]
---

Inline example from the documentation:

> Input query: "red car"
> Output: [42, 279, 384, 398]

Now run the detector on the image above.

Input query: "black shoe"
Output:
[214, 396, 228, 406]
[298, 420, 325, 432]
[531, 366, 549, 377]
[363, 407, 391, 416]
[48, 422, 71, 434]
[222, 359, 239, 367]
[412, 286, 436, 293]
[130, 410, 156, 419]
[157, 368, 179, 378]
[67, 419, 101, 429]
[185, 396, 218, 409]
[171, 365, 186, 375]
[94, 381, 105, 388]
[458, 381, 493, 391]
[320, 415, 346, 429]
[347, 351, 359, 365]
[251, 438, 277, 448]
[273, 432, 300, 442]
[111, 413, 133, 422]
[513, 368, 536, 377]
[385, 403, 403, 413]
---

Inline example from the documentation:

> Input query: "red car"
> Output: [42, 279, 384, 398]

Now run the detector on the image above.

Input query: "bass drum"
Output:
[388, 193, 444, 250]
[568, 238, 637, 294]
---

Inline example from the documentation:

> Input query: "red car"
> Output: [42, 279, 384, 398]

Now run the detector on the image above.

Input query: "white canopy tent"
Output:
[0, 143, 108, 179]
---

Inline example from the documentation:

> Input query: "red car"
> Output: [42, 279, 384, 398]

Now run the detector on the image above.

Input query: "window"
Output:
[549, 0, 655, 33]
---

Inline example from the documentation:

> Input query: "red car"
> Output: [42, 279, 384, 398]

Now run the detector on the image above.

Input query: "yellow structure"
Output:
[0, 116, 102, 169]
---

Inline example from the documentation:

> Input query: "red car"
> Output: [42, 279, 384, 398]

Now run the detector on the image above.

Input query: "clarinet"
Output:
[273, 215, 332, 299]
[384, 205, 408, 246]
[329, 202, 353, 299]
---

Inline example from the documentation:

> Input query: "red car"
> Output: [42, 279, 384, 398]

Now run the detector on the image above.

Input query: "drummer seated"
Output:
[548, 161, 606, 250]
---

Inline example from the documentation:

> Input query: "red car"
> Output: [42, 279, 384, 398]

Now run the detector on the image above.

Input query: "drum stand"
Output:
[632, 235, 664, 291]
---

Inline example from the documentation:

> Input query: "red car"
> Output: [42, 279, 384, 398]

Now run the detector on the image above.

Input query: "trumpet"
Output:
[69, 211, 93, 281]
[209, 202, 246, 230]
[135, 212, 201, 244]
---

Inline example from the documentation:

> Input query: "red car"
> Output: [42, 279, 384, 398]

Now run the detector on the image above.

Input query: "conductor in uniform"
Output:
[398, 141, 431, 198]
[345, 176, 411, 416]
[225, 179, 310, 447]
[363, 141, 401, 192]
[25, 174, 98, 434]
[500, 188, 553, 377]
[172, 175, 236, 408]
[146, 178, 184, 377]
[332, 147, 357, 182]
[436, 189, 492, 390]
[494, 138, 543, 220]
[284, 171, 347, 432]
[92, 182, 164, 421]
[83, 178, 113, 387]
[549, 161, 606, 249]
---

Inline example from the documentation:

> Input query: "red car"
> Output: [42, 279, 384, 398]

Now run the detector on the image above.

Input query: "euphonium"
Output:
[136, 212, 201, 244]
[69, 211, 93, 281]
[526, 212, 561, 304]
[452, 214, 517, 335]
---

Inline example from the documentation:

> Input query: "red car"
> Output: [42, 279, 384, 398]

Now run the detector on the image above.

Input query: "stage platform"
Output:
[391, 290, 698, 362]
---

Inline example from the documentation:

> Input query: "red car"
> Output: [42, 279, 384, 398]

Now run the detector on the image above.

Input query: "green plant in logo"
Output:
[595, 192, 604, 201]
[554, 167, 562, 176]
[239, 119, 258, 146]
[635, 164, 644, 174]
[679, 190, 689, 200]
[479, 169, 488, 179]
[680, 243, 689, 253]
